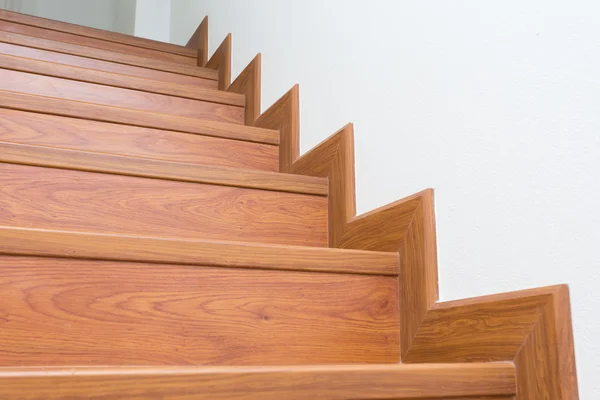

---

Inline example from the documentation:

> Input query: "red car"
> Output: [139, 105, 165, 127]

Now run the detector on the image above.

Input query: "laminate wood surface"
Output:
[0, 53, 243, 105]
[205, 33, 231, 90]
[187, 16, 208, 66]
[0, 364, 516, 399]
[0, 227, 400, 276]
[0, 18, 194, 64]
[0, 69, 245, 123]
[0, 256, 398, 365]
[0, 163, 327, 246]
[0, 9, 196, 58]
[229, 53, 262, 125]
[0, 30, 218, 79]
[0, 90, 279, 144]
[0, 142, 324, 195]
[0, 108, 278, 171]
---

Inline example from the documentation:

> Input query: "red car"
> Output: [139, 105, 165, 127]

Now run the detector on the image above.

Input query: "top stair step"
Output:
[0, 9, 197, 63]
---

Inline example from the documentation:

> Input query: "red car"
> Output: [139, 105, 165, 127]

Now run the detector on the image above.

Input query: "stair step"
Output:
[0, 144, 327, 246]
[0, 9, 196, 58]
[0, 30, 216, 79]
[0, 41, 217, 89]
[0, 69, 244, 123]
[0, 16, 194, 65]
[0, 364, 516, 399]
[0, 52, 242, 104]
[0, 108, 278, 171]
[0, 90, 278, 144]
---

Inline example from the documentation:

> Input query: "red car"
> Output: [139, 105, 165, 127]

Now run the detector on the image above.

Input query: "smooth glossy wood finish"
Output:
[229, 53, 262, 125]
[205, 33, 232, 90]
[0, 90, 278, 144]
[0, 142, 325, 195]
[0, 18, 194, 64]
[0, 53, 242, 105]
[0, 256, 398, 365]
[0, 227, 400, 276]
[0, 9, 195, 58]
[0, 30, 218, 79]
[187, 16, 208, 66]
[0, 364, 516, 399]
[0, 41, 216, 88]
[403, 286, 578, 400]
[0, 69, 245, 123]
[0, 108, 278, 171]
[0, 163, 328, 247]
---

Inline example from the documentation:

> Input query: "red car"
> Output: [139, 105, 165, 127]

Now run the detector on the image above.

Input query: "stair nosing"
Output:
[0, 226, 400, 276]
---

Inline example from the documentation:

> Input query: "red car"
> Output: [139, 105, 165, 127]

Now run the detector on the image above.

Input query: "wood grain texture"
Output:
[0, 108, 278, 171]
[0, 256, 398, 365]
[0, 364, 516, 399]
[0, 142, 325, 195]
[254, 85, 300, 172]
[205, 33, 231, 90]
[0, 53, 243, 105]
[0, 90, 278, 144]
[187, 16, 208, 67]
[404, 286, 579, 400]
[0, 41, 216, 89]
[0, 227, 400, 276]
[0, 18, 194, 64]
[228, 53, 262, 125]
[0, 163, 328, 247]
[0, 69, 245, 123]
[0, 30, 218, 79]
[0, 9, 196, 58]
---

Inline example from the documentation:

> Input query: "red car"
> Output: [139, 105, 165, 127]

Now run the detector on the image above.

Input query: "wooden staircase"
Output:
[0, 9, 578, 399]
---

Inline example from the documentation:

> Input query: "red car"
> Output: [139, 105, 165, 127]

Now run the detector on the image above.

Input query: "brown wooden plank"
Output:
[0, 18, 194, 64]
[0, 9, 196, 58]
[229, 53, 262, 125]
[0, 163, 327, 247]
[0, 69, 245, 123]
[187, 16, 208, 66]
[0, 52, 244, 105]
[0, 41, 217, 88]
[0, 142, 325, 195]
[0, 108, 278, 171]
[0, 256, 397, 365]
[0, 227, 400, 276]
[0, 364, 516, 399]
[205, 33, 231, 90]
[0, 90, 278, 145]
[0, 30, 218, 79]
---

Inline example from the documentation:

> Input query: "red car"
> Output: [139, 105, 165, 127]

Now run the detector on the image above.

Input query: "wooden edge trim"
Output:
[0, 30, 218, 80]
[0, 53, 245, 107]
[403, 285, 579, 400]
[0, 227, 399, 276]
[186, 16, 208, 67]
[228, 53, 262, 125]
[205, 33, 232, 90]
[0, 9, 196, 58]
[0, 90, 280, 145]
[0, 142, 325, 196]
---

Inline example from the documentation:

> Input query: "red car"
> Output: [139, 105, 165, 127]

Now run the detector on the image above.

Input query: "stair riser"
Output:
[0, 19, 195, 65]
[0, 256, 399, 366]
[0, 109, 278, 171]
[0, 42, 217, 89]
[0, 163, 327, 246]
[0, 69, 244, 123]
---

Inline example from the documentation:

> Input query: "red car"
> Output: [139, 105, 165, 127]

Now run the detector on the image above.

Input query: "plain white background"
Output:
[169, 0, 599, 396]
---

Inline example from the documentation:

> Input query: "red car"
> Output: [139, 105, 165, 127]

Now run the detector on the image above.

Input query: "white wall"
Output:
[134, 0, 170, 42]
[170, 0, 599, 396]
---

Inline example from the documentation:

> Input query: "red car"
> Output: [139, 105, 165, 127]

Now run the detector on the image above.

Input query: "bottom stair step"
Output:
[0, 364, 517, 400]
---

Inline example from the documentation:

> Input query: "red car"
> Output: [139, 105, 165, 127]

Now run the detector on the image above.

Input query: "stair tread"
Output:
[0, 363, 516, 400]
[0, 90, 278, 144]
[0, 9, 195, 58]
[0, 226, 399, 276]
[0, 30, 216, 79]
[0, 52, 244, 106]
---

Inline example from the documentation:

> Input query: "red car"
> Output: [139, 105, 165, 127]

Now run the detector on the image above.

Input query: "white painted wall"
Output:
[134, 0, 170, 42]
[170, 0, 600, 396]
